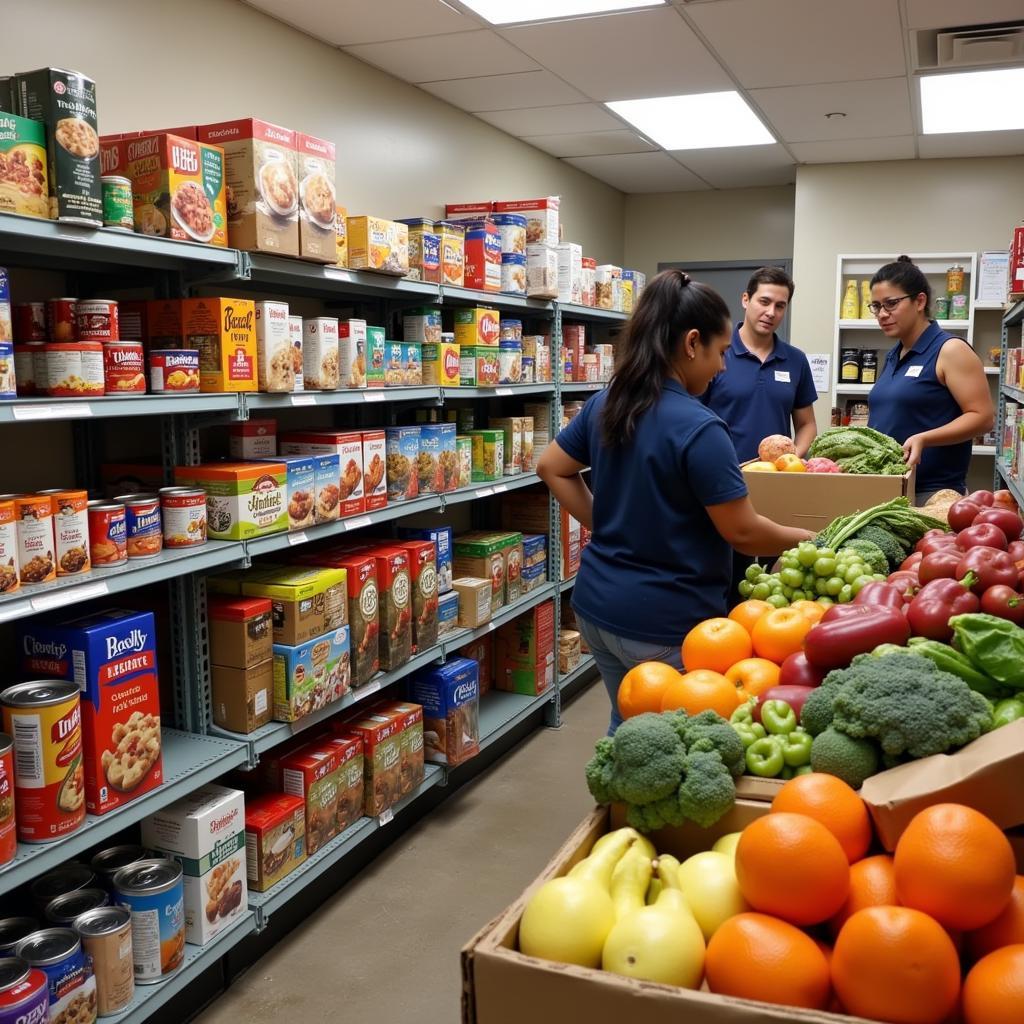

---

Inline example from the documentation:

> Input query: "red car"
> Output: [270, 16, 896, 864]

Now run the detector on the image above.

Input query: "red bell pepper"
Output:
[853, 581, 905, 610]
[955, 546, 1018, 594]
[906, 578, 980, 641]
[804, 605, 911, 670]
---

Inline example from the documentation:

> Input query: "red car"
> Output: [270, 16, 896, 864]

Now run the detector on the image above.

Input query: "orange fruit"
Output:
[617, 661, 683, 720]
[829, 854, 898, 937]
[750, 607, 813, 664]
[724, 657, 780, 701]
[735, 813, 850, 925]
[729, 599, 773, 634]
[660, 669, 740, 718]
[771, 773, 872, 863]
[962, 944, 1024, 1024]
[681, 617, 752, 674]
[705, 912, 830, 1010]
[790, 599, 826, 624]
[833, 906, 961, 1024]
[967, 876, 1024, 962]
[894, 803, 1016, 931]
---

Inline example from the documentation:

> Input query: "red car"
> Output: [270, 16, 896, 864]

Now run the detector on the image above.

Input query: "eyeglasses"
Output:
[867, 295, 913, 316]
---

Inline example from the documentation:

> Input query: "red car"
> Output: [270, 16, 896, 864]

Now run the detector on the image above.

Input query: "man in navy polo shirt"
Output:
[703, 267, 817, 462]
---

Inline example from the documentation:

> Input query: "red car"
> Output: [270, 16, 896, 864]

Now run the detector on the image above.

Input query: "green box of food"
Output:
[466, 429, 504, 482]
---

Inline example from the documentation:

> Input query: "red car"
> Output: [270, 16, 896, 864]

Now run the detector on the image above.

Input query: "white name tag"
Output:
[905, 366, 924, 378]
[774, 370, 790, 383]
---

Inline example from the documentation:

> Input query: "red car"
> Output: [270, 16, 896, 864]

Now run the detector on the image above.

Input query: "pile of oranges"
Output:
[713, 773, 1023, 1024]
[617, 599, 818, 720]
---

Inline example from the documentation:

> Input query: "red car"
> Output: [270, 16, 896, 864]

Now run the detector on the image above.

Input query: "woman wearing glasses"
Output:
[866, 256, 994, 504]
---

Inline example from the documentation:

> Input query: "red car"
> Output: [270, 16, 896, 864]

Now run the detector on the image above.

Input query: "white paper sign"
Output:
[808, 354, 831, 394]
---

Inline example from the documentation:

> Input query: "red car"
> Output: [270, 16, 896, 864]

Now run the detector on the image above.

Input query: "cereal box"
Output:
[467, 429, 504, 482]
[327, 733, 364, 832]
[454, 306, 500, 348]
[347, 216, 409, 276]
[464, 219, 501, 292]
[141, 785, 247, 945]
[254, 300, 293, 392]
[437, 221, 466, 286]
[182, 297, 257, 393]
[422, 341, 460, 387]
[228, 419, 276, 460]
[339, 319, 367, 389]
[454, 533, 508, 614]
[273, 625, 351, 722]
[280, 740, 343, 854]
[197, 118, 299, 257]
[253, 454, 315, 531]
[456, 435, 472, 488]
[296, 132, 336, 263]
[398, 220, 440, 284]
[18, 609, 162, 815]
[494, 196, 559, 245]
[366, 325, 386, 388]
[386, 426, 421, 503]
[453, 577, 491, 628]
[460, 346, 499, 388]
[437, 591, 458, 635]
[337, 712, 403, 816]
[244, 792, 306, 892]
[279, 430, 364, 519]
[417, 422, 458, 494]
[556, 243, 583, 305]
[303, 317, 340, 391]
[366, 546, 412, 671]
[395, 539, 438, 653]
[489, 417, 524, 476]
[174, 461, 287, 540]
[411, 658, 480, 768]
[335, 202, 348, 267]
[0, 111, 48, 220]
[243, 565, 348, 645]
[362, 430, 387, 511]
[312, 452, 341, 524]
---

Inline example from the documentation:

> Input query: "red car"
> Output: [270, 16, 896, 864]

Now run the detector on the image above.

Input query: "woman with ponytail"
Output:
[537, 270, 814, 733]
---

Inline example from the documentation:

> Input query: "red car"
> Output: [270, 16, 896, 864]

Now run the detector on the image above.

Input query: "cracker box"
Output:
[182, 297, 257, 393]
[437, 591, 459, 635]
[399, 525, 454, 595]
[411, 658, 480, 768]
[141, 785, 247, 945]
[0, 111, 48, 220]
[467, 429, 504, 481]
[18, 609, 163, 815]
[278, 430, 364, 519]
[280, 739, 343, 855]
[418, 423, 458, 494]
[339, 319, 367, 389]
[556, 243, 583, 305]
[347, 215, 409, 276]
[335, 202, 348, 267]
[398, 220, 441, 284]
[362, 430, 387, 511]
[437, 220, 466, 286]
[327, 733, 364, 832]
[242, 565, 348, 645]
[454, 533, 511, 613]
[302, 317, 340, 391]
[197, 118, 299, 257]
[209, 594, 273, 669]
[124, 132, 228, 246]
[494, 196, 559, 245]
[253, 454, 316, 531]
[454, 306, 500, 348]
[464, 219, 501, 292]
[228, 419, 276, 460]
[244, 792, 306, 892]
[395, 539, 438, 653]
[453, 577, 491, 628]
[489, 417, 524, 476]
[211, 659, 272, 734]
[312, 452, 341, 525]
[338, 711, 404, 816]
[295, 132, 336, 263]
[273, 625, 351, 722]
[386, 426, 421, 503]
[422, 341, 460, 387]
[175, 461, 287, 540]
[254, 300, 294, 392]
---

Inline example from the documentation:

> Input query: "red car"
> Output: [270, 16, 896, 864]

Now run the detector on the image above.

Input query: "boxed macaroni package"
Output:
[410, 658, 480, 769]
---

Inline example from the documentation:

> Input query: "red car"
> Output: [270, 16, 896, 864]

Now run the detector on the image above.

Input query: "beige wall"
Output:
[623, 186, 795, 280]
[0, 0, 625, 262]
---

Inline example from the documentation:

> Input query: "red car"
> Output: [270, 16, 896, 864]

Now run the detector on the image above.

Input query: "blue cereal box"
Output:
[399, 524, 453, 593]
[312, 452, 341, 524]
[385, 426, 421, 502]
[410, 657, 479, 767]
[437, 591, 458, 635]
[18, 608, 163, 815]
[417, 422, 458, 494]
[256, 454, 316, 532]
[273, 625, 351, 722]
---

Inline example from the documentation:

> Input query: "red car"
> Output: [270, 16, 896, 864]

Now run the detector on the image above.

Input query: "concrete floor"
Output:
[195, 680, 606, 1024]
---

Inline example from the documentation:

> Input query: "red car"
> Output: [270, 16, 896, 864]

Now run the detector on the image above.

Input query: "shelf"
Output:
[439, 284, 555, 316]
[559, 302, 629, 323]
[561, 382, 607, 393]
[0, 730, 249, 897]
[243, 253, 438, 302]
[0, 393, 241, 424]
[838, 319, 970, 331]
[245, 386, 441, 414]
[477, 689, 554, 750]
[1005, 300, 1024, 328]
[248, 765, 444, 923]
[997, 460, 1024, 510]
[973, 445, 997, 456]
[443, 583, 558, 652]
[559, 654, 598, 699]
[835, 383, 873, 395]
[558, 575, 577, 593]
[444, 383, 555, 399]
[0, 540, 247, 625]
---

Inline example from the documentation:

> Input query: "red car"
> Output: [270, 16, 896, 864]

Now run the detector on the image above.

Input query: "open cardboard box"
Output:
[740, 461, 915, 533]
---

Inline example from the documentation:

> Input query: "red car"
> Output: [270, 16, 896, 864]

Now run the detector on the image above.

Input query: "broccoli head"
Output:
[677, 750, 736, 828]
[681, 710, 746, 779]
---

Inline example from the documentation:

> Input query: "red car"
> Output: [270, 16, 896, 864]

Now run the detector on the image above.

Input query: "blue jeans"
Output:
[576, 614, 684, 735]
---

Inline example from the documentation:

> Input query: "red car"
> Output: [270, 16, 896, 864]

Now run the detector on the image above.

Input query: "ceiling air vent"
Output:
[913, 22, 1024, 71]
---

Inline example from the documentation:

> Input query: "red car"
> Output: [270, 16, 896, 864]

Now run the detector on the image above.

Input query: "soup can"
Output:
[45, 490, 90, 577]
[15, 928, 95, 1024]
[12, 303, 46, 343]
[44, 890, 110, 928]
[159, 488, 206, 548]
[74, 301, 118, 343]
[74, 908, 133, 1016]
[90, 847, 150, 891]
[102, 341, 145, 394]
[101, 177, 133, 232]
[0, 734, 13, 866]
[86, 501, 127, 568]
[0, 920, 38, 959]
[45, 299, 76, 344]
[0, 681, 84, 843]
[0, 958, 49, 1024]
[114, 494, 162, 560]
[113, 859, 184, 984]
[30, 865, 97, 916]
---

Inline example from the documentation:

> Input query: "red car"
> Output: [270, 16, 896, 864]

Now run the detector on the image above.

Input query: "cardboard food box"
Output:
[453, 577, 491, 628]
[395, 539, 439, 654]
[280, 739, 343, 855]
[278, 430, 365, 519]
[197, 118, 299, 257]
[211, 659, 272, 734]
[228, 418, 276, 460]
[411, 658, 480, 768]
[340, 711, 405, 816]
[0, 111, 48, 220]
[141, 784, 247, 946]
[244, 792, 306, 892]
[328, 733, 365, 832]
[175, 461, 286, 540]
[242, 565, 348, 646]
[254, 300, 294, 392]
[295, 132, 336, 263]
[272, 625, 351, 723]
[741, 462, 916, 534]
[209, 594, 273, 669]
[182, 297, 257, 393]
[347, 215, 409, 276]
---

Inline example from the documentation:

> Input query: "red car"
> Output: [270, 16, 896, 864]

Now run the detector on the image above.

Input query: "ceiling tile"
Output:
[670, 144, 795, 188]
[344, 30, 538, 84]
[686, 0, 906, 88]
[524, 130, 656, 157]
[244, 0, 480, 45]
[904, 0, 1024, 29]
[420, 71, 587, 111]
[500, 8, 732, 101]
[476, 103, 625, 135]
[751, 78, 912, 143]
[918, 130, 1024, 159]
[565, 152, 711, 193]
[790, 136, 917, 163]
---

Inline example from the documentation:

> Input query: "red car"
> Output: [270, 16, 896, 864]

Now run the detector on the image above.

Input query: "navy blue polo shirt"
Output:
[555, 379, 748, 645]
[868, 321, 971, 495]
[702, 327, 818, 463]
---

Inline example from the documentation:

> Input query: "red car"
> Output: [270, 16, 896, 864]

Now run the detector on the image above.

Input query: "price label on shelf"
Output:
[495, 387, 513, 396]
[378, 807, 394, 826]
[287, 531, 308, 546]
[345, 515, 373, 531]
[290, 394, 316, 407]
[32, 581, 108, 612]
[363, 392, 385, 403]
[13, 403, 93, 420]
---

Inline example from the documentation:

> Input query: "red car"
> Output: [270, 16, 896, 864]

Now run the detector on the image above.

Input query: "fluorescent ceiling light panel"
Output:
[458, 0, 664, 26]
[920, 68, 1024, 134]
[606, 91, 774, 150]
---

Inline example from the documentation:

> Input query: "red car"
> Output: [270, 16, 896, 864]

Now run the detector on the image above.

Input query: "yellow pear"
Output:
[676, 851, 748, 941]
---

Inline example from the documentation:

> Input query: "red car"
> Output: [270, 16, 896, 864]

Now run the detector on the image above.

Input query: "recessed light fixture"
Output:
[920, 67, 1024, 134]
[606, 91, 775, 150]
[457, 0, 665, 26]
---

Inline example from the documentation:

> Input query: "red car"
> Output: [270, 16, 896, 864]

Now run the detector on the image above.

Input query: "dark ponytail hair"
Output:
[601, 269, 731, 446]
[871, 256, 932, 317]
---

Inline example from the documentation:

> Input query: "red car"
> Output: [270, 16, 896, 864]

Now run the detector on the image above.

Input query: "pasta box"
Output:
[278, 430, 365, 519]
[410, 657, 480, 768]
[279, 739, 343, 855]
[242, 565, 348, 645]
[0, 111, 48, 220]
[454, 306, 500, 348]
[174, 461, 287, 540]
[395, 539, 438, 654]
[253, 455, 316, 531]
[347, 215, 409, 276]
[182, 297, 257, 393]
[18, 608, 163, 815]
[273, 624, 351, 722]
[399, 524, 454, 594]
[244, 792, 306, 892]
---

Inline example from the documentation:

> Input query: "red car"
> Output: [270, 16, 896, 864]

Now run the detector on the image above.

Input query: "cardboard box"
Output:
[175, 461, 286, 540]
[411, 658, 480, 768]
[228, 419, 276, 460]
[211, 659, 272, 734]
[209, 595, 273, 669]
[254, 300, 294, 392]
[244, 792, 306, 892]
[272, 625, 352, 722]
[182, 297, 257, 393]
[295, 132, 336, 263]
[453, 577, 491, 628]
[280, 739, 344, 855]
[242, 565, 348, 646]
[141, 785, 247, 945]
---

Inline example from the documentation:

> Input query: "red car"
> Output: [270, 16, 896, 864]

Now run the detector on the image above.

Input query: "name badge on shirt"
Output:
[905, 366, 923, 378]
[774, 370, 791, 383]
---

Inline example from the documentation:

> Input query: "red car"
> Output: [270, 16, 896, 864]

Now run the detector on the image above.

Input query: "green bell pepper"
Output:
[949, 613, 1024, 688]
[746, 736, 784, 777]
[760, 699, 797, 736]
[780, 728, 813, 767]
[993, 696, 1024, 729]
[732, 720, 767, 749]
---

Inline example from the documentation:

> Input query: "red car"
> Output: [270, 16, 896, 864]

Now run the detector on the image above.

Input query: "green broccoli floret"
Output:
[680, 710, 746, 779]
[810, 728, 880, 788]
[852, 525, 907, 568]
[677, 751, 736, 828]
[800, 680, 842, 736]
[830, 653, 993, 759]
[584, 737, 616, 805]
[842, 539, 889, 575]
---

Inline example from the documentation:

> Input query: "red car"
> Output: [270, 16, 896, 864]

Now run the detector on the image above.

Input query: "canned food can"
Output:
[102, 341, 145, 394]
[0, 501, 19, 595]
[74, 908, 133, 1016]
[113, 494, 162, 560]
[148, 349, 200, 393]
[0, 734, 13, 866]
[90, 846, 149, 890]
[74, 301, 118, 343]
[1, 682, 84, 843]
[45, 300, 76, 344]
[45, 343, 104, 398]
[15, 929, 96, 1024]
[113, 860, 184, 984]
[159, 488, 206, 548]
[30, 865, 97, 915]
[47, 490, 90, 577]
[0, 921, 39, 958]
[0, 342, 15, 399]
[13, 303, 46, 343]
[101, 177, 133, 232]
[86, 502, 127, 568]
[44, 890, 109, 928]
[0, 958, 49, 1024]
[14, 496, 55, 585]
[14, 344, 42, 397]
